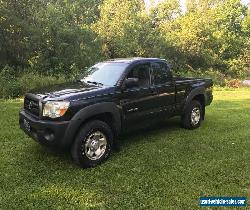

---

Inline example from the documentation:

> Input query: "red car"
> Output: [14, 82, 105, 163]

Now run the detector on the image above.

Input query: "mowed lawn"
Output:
[0, 89, 250, 209]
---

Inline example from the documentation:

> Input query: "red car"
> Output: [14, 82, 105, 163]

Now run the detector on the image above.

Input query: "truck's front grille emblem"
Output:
[24, 96, 39, 116]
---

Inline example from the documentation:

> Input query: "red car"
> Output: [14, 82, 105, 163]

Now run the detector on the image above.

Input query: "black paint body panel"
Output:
[19, 58, 213, 148]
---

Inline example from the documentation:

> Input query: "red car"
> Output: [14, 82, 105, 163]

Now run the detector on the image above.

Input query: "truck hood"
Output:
[29, 81, 115, 101]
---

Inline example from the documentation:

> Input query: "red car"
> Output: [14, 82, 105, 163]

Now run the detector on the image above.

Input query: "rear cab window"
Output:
[151, 62, 172, 85]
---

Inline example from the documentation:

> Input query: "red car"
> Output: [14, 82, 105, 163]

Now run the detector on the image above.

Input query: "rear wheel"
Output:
[71, 120, 113, 168]
[181, 100, 202, 129]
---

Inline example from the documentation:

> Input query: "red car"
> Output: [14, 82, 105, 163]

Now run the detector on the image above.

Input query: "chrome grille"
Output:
[24, 96, 40, 116]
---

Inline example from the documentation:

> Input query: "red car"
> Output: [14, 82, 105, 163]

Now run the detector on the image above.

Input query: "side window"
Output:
[126, 63, 151, 88]
[152, 62, 171, 85]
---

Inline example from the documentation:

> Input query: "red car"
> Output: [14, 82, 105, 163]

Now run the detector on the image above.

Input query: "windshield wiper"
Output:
[86, 80, 104, 86]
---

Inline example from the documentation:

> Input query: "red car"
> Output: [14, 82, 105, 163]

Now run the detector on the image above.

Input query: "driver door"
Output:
[119, 62, 158, 126]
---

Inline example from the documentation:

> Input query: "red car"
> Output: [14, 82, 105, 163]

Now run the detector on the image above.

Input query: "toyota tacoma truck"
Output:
[19, 58, 213, 168]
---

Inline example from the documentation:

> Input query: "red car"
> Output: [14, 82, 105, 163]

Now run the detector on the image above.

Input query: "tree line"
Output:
[0, 0, 250, 80]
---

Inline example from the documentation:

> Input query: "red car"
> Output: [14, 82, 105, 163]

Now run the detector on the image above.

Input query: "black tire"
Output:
[71, 120, 113, 168]
[181, 100, 203, 130]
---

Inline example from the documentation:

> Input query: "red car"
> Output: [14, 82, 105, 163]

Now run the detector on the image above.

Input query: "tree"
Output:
[0, 0, 104, 74]
[34, 0, 104, 74]
[0, 0, 45, 68]
[94, 0, 145, 58]
[149, 0, 181, 25]
[159, 0, 249, 74]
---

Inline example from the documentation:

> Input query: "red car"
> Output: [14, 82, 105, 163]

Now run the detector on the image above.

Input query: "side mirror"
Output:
[125, 78, 139, 88]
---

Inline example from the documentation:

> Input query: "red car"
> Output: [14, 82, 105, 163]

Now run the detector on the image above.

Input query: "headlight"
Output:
[43, 101, 70, 118]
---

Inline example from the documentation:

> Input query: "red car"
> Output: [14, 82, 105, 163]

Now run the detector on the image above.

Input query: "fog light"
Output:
[43, 130, 55, 141]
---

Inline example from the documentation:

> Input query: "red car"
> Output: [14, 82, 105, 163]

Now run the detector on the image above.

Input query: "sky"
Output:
[144, 0, 250, 12]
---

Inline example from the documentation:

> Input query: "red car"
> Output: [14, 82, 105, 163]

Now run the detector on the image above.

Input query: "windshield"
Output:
[80, 62, 128, 86]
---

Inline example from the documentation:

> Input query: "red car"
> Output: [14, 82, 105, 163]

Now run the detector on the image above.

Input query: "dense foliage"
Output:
[0, 0, 250, 97]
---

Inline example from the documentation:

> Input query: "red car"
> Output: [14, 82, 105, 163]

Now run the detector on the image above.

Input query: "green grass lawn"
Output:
[1, 89, 250, 209]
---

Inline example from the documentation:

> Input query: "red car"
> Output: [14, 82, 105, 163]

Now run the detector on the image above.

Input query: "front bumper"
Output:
[19, 109, 71, 148]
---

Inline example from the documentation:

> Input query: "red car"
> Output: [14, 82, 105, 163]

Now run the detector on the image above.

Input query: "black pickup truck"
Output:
[19, 58, 213, 168]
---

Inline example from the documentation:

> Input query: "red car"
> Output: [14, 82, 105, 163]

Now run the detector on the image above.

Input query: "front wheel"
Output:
[71, 120, 113, 168]
[181, 100, 203, 129]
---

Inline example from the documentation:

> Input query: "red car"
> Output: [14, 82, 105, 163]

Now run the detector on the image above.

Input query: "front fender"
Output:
[62, 102, 121, 147]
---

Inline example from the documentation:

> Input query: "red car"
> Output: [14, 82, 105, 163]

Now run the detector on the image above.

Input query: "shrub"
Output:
[0, 66, 67, 99]
[0, 65, 20, 98]
[226, 58, 248, 78]
[226, 79, 242, 88]
[18, 72, 66, 94]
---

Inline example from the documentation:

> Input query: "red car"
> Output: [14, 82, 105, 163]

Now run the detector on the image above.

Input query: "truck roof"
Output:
[106, 57, 166, 64]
